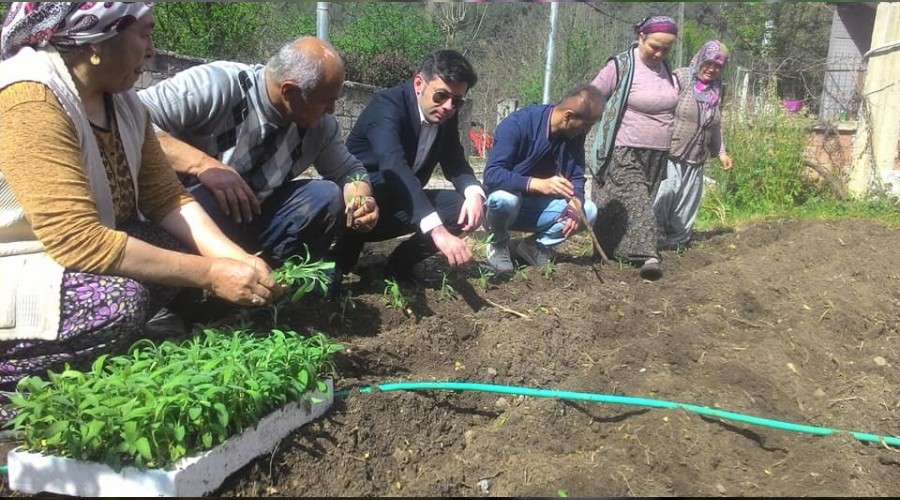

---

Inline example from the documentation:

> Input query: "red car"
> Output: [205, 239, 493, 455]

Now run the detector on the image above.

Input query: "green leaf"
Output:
[135, 437, 153, 461]
[83, 420, 105, 443]
[214, 403, 229, 429]
[201, 431, 213, 449]
[123, 421, 140, 444]
[91, 354, 110, 375]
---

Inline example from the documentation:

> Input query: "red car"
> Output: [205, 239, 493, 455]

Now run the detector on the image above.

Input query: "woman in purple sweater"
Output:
[589, 16, 679, 281]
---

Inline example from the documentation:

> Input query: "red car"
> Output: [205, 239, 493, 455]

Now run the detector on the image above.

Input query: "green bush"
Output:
[333, 3, 443, 87]
[713, 104, 813, 214]
[697, 95, 900, 230]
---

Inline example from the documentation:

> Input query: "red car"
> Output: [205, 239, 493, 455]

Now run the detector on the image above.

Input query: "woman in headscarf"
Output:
[654, 40, 733, 249]
[0, 2, 283, 422]
[589, 16, 679, 281]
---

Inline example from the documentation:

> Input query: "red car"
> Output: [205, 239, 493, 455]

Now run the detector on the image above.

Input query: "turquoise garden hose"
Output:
[336, 381, 900, 447]
[0, 381, 895, 477]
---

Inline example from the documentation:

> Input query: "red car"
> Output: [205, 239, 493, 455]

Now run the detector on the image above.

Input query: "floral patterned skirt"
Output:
[591, 146, 669, 263]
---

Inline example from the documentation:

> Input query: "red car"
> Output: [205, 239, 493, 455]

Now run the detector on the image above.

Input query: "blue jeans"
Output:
[190, 179, 343, 264]
[484, 190, 598, 247]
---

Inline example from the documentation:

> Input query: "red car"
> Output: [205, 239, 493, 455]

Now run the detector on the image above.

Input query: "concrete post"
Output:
[849, 2, 900, 195]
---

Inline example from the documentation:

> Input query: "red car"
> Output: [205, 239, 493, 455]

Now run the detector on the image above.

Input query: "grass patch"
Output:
[695, 96, 900, 231]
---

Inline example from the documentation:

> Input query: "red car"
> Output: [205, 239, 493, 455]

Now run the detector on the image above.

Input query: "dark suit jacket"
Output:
[346, 79, 481, 225]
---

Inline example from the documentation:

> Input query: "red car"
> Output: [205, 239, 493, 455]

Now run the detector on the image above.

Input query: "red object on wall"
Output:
[469, 128, 494, 158]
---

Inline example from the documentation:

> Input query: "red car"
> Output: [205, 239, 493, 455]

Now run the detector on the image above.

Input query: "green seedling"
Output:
[436, 271, 458, 302]
[7, 328, 342, 471]
[515, 263, 529, 282]
[476, 232, 496, 260]
[270, 247, 335, 302]
[576, 239, 593, 258]
[344, 173, 373, 228]
[476, 266, 495, 290]
[383, 278, 411, 315]
[541, 260, 557, 279]
[328, 290, 358, 326]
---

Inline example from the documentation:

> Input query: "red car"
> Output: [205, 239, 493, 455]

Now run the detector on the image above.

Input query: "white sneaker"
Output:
[513, 238, 555, 267]
[486, 242, 514, 273]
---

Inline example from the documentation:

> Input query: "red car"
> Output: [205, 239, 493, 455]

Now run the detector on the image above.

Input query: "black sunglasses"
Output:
[432, 90, 466, 109]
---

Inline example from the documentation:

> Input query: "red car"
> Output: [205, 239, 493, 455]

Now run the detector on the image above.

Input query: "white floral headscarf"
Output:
[1, 2, 153, 60]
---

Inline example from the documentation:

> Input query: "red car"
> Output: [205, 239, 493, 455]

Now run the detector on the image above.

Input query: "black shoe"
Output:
[143, 307, 188, 340]
[385, 254, 434, 286]
[639, 258, 662, 281]
[385, 255, 410, 281]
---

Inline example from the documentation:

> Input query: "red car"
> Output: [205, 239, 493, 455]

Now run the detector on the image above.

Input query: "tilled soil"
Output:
[4, 218, 900, 497]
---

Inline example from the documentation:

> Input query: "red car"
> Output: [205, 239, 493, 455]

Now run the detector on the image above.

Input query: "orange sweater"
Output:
[0, 81, 194, 273]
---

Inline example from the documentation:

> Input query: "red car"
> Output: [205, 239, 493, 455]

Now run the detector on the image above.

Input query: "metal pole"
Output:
[676, 2, 685, 67]
[317, 2, 330, 42]
[542, 2, 559, 105]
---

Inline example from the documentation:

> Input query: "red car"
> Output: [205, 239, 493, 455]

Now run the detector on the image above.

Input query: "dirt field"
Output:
[4, 218, 900, 497]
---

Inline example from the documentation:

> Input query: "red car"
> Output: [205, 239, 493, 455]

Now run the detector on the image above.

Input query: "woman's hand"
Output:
[718, 153, 733, 170]
[207, 257, 283, 307]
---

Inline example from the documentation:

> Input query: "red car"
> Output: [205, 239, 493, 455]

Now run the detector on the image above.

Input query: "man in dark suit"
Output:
[331, 49, 485, 286]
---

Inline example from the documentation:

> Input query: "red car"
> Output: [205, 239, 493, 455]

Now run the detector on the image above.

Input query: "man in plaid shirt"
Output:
[139, 36, 379, 268]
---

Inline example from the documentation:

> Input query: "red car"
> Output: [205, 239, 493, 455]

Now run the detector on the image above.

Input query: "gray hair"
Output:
[266, 39, 342, 99]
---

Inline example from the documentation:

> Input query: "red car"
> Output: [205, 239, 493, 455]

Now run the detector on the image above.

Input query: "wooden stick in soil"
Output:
[483, 297, 530, 319]
[573, 203, 612, 266]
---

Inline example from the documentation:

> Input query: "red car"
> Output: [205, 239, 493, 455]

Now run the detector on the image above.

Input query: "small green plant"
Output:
[476, 266, 495, 290]
[476, 232, 496, 260]
[436, 271, 458, 302]
[576, 242, 592, 258]
[557, 489, 569, 497]
[6, 328, 342, 471]
[344, 173, 373, 226]
[541, 260, 557, 279]
[328, 290, 358, 326]
[270, 247, 335, 302]
[383, 278, 410, 315]
[515, 263, 529, 282]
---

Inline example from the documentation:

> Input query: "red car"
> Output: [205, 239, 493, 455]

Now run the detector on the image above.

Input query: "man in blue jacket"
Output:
[332, 49, 485, 285]
[482, 85, 603, 273]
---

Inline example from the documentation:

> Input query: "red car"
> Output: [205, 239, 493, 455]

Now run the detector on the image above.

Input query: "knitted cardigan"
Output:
[668, 67, 724, 165]
[0, 46, 145, 341]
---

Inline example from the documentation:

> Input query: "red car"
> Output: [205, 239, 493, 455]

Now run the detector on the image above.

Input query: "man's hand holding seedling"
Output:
[343, 177, 379, 233]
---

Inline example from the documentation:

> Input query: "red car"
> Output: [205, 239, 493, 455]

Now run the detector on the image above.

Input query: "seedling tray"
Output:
[7, 379, 332, 497]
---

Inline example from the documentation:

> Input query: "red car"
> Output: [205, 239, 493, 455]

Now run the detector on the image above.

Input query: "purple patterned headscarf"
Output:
[633, 15, 678, 36]
[1, 2, 153, 60]
[690, 40, 729, 107]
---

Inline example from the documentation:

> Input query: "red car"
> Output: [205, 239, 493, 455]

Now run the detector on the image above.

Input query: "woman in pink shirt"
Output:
[589, 16, 678, 281]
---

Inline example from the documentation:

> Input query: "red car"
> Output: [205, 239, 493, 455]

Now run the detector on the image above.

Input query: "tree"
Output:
[152, 3, 316, 62]
[716, 2, 832, 111]
[332, 3, 443, 88]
